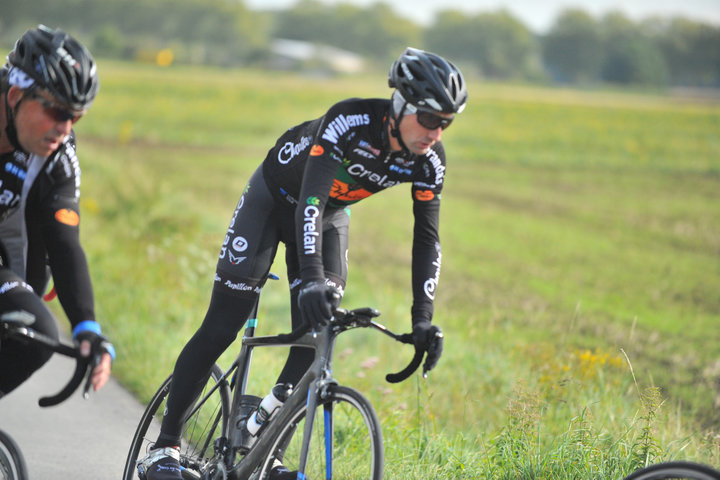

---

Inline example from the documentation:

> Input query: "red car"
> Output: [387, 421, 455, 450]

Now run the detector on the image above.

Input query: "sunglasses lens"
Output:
[31, 92, 82, 123]
[47, 107, 77, 123]
[417, 111, 453, 130]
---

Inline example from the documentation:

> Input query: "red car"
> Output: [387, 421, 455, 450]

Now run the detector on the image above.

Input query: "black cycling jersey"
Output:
[262, 98, 445, 322]
[0, 132, 95, 328]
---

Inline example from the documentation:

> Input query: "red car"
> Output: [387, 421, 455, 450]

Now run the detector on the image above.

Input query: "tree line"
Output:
[3, 0, 719, 88]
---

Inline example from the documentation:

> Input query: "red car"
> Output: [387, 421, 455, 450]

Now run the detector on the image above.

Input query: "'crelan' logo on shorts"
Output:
[55, 208, 80, 226]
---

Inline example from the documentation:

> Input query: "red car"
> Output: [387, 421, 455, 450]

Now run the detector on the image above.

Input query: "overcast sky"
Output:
[245, 0, 720, 33]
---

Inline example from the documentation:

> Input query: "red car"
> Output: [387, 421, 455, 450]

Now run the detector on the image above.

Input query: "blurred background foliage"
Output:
[2, 0, 720, 88]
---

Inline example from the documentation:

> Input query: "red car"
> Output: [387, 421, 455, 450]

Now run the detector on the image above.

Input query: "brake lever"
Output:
[421, 329, 444, 379]
[81, 352, 102, 399]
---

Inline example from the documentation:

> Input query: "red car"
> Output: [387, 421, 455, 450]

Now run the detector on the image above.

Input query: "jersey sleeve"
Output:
[410, 188, 441, 322]
[26, 137, 95, 327]
[294, 151, 339, 282]
[409, 145, 446, 322]
[294, 102, 354, 282]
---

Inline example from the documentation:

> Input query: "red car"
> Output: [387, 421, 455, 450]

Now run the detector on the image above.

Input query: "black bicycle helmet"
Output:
[7, 25, 99, 111]
[388, 47, 467, 114]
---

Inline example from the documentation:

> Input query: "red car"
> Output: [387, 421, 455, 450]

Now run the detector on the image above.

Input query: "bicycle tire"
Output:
[257, 385, 384, 480]
[623, 461, 720, 480]
[0, 429, 28, 480]
[122, 364, 231, 480]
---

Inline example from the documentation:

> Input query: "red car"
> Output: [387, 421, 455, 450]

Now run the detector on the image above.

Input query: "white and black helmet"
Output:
[7, 25, 99, 111]
[388, 47, 467, 114]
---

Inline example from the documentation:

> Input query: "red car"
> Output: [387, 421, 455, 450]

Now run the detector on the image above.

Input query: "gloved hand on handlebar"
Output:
[298, 281, 341, 331]
[73, 321, 116, 392]
[411, 319, 444, 373]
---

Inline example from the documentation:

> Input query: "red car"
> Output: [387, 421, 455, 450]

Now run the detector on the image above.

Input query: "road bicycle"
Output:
[0, 311, 101, 480]
[622, 461, 720, 479]
[123, 294, 432, 480]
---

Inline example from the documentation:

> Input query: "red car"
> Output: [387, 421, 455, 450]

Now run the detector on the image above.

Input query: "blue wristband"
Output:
[72, 320, 101, 339]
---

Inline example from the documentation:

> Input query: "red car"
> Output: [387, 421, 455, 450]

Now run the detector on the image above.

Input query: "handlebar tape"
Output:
[38, 358, 89, 407]
[385, 346, 424, 383]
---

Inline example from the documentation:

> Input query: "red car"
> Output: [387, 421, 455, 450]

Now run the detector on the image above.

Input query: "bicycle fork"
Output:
[297, 373, 337, 480]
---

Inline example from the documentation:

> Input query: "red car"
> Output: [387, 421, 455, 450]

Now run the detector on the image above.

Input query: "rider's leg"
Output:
[0, 268, 59, 396]
[154, 167, 282, 448]
[154, 290, 258, 448]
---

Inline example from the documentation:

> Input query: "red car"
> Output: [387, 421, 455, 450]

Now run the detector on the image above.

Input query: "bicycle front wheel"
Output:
[122, 364, 232, 480]
[0, 429, 28, 480]
[623, 461, 720, 480]
[260, 385, 384, 480]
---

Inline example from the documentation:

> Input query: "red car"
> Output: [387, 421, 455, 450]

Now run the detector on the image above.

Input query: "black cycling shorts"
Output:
[212, 167, 350, 298]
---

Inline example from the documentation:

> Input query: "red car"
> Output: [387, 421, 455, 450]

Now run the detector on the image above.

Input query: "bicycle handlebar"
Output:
[333, 307, 426, 383]
[276, 306, 425, 383]
[1, 320, 94, 407]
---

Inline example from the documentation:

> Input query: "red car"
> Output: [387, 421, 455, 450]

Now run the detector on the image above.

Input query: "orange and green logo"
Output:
[330, 180, 372, 203]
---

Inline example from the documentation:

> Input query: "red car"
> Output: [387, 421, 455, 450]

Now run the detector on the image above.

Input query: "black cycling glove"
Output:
[297, 281, 341, 331]
[72, 321, 116, 362]
[411, 320, 444, 373]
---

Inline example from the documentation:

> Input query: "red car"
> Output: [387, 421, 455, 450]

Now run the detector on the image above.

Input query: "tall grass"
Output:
[63, 60, 720, 477]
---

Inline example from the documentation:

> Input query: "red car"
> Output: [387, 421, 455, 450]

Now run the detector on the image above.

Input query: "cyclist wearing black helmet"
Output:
[0, 25, 114, 399]
[137, 47, 467, 480]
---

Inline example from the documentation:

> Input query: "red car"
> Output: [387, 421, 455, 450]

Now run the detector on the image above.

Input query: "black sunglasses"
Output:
[28, 91, 83, 124]
[416, 110, 454, 130]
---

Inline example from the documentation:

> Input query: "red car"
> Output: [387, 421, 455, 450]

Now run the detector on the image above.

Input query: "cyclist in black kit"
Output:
[0, 26, 115, 399]
[138, 47, 467, 480]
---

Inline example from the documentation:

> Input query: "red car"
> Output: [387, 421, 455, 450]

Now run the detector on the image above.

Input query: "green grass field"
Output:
[63, 60, 719, 478]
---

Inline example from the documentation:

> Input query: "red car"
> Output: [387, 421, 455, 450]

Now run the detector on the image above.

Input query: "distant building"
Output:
[269, 38, 365, 74]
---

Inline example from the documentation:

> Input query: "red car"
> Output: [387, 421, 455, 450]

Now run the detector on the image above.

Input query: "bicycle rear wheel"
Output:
[0, 429, 28, 480]
[623, 461, 720, 480]
[122, 364, 232, 480]
[259, 385, 384, 480]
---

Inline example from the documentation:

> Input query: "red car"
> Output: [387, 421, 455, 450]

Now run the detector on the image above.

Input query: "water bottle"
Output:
[245, 383, 293, 436]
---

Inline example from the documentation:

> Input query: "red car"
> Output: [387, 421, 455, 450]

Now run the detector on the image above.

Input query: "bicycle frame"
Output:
[228, 320, 346, 479]
[187, 306, 415, 480]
